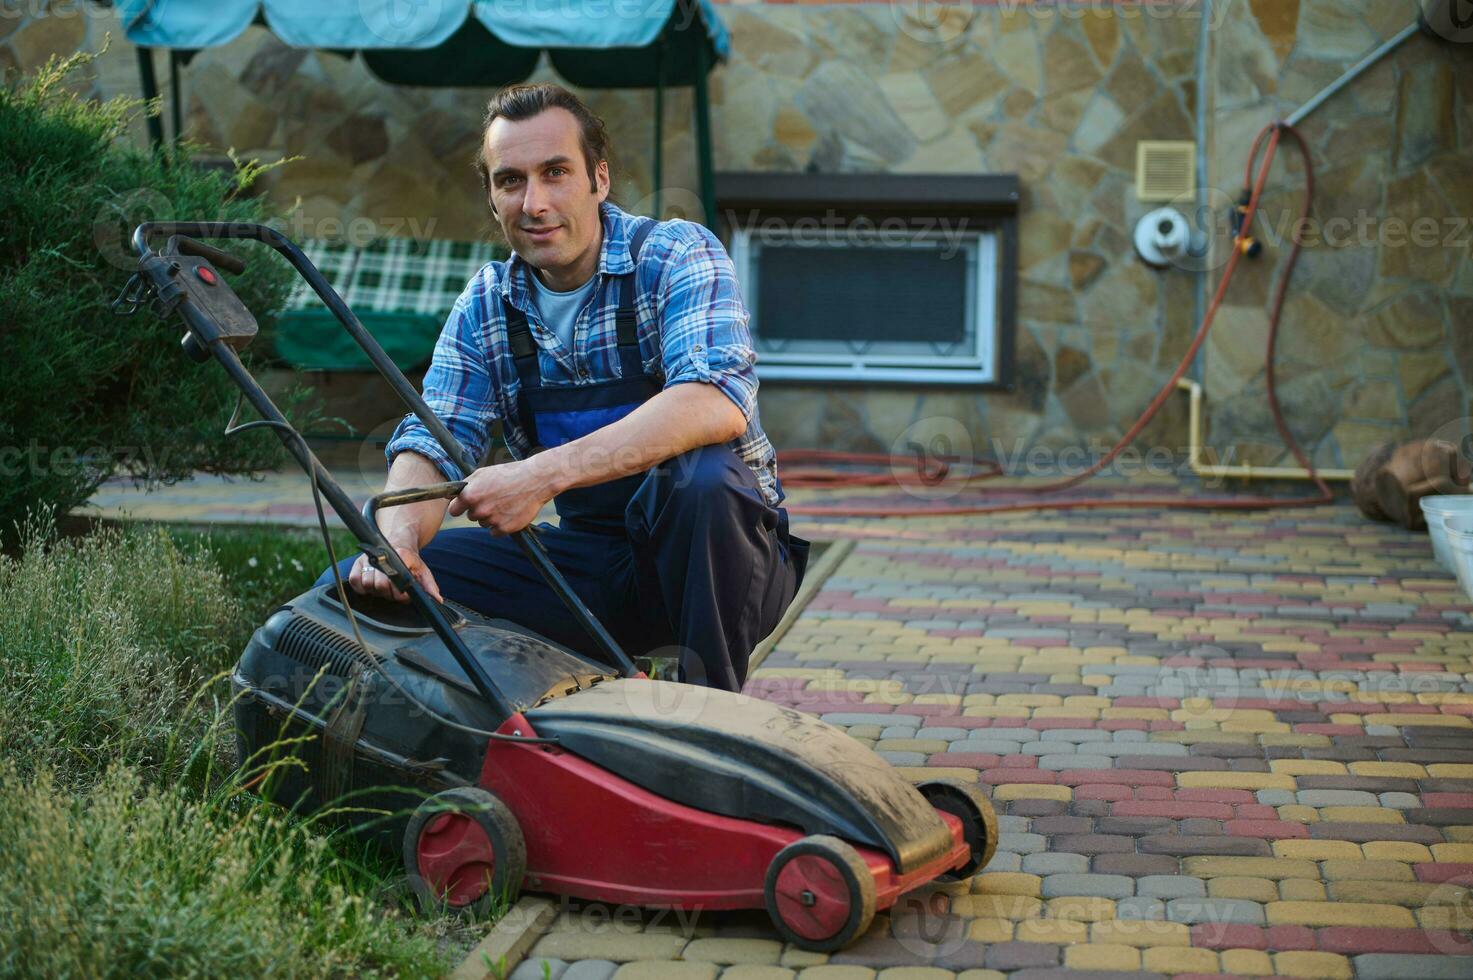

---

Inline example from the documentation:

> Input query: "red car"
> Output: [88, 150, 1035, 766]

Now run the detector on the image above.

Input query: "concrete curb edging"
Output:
[449, 896, 558, 980]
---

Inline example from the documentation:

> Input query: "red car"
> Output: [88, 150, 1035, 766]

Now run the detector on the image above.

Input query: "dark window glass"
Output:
[754, 244, 968, 344]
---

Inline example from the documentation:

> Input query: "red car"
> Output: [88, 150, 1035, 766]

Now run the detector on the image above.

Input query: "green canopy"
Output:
[120, 0, 728, 225]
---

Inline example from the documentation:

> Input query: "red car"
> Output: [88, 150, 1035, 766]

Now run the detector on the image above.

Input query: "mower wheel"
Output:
[764, 835, 876, 952]
[404, 786, 526, 918]
[918, 779, 999, 881]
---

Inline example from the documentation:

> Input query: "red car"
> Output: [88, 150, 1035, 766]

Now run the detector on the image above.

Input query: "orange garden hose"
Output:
[781, 122, 1335, 518]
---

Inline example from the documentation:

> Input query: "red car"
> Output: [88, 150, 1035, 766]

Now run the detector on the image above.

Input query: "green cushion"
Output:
[273, 309, 442, 372]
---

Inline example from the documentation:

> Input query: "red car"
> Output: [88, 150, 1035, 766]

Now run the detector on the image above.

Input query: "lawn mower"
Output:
[115, 222, 998, 951]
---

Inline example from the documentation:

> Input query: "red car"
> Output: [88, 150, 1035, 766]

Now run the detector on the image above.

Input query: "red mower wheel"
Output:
[764, 835, 876, 952]
[918, 779, 999, 881]
[403, 786, 526, 917]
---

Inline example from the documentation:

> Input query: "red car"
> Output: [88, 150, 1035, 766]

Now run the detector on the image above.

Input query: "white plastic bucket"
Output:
[1422, 496, 1473, 573]
[1446, 514, 1473, 603]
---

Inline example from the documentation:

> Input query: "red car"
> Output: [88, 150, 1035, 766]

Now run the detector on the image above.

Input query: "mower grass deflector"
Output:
[119, 222, 997, 951]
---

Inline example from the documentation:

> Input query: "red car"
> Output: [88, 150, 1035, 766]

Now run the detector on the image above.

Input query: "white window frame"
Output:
[731, 225, 1000, 385]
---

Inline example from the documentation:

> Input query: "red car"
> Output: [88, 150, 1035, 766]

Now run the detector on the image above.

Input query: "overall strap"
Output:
[615, 218, 659, 377]
[503, 298, 542, 391]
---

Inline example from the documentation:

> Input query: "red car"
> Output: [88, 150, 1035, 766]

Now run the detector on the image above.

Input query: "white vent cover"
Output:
[1136, 141, 1196, 202]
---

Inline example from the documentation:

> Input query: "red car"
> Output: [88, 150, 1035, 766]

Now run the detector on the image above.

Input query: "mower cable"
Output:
[224, 396, 515, 742]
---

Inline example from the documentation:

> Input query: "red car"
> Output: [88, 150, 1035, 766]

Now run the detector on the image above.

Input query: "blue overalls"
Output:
[321, 219, 808, 691]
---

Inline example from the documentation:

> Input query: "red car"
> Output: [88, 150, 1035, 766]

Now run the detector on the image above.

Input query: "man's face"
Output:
[484, 107, 609, 278]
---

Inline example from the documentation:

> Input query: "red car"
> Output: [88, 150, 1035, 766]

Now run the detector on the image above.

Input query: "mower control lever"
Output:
[361, 482, 468, 595]
[363, 481, 468, 544]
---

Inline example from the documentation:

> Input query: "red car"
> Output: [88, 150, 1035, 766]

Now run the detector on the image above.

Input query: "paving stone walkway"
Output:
[516, 502, 1473, 980]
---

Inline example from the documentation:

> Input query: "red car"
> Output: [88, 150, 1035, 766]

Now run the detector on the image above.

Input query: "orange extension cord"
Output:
[781, 122, 1334, 518]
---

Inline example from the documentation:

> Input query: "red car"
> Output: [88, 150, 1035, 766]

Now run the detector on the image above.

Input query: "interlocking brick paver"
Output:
[1207, 876, 1277, 902]
[1062, 944, 1139, 972]
[1266, 902, 1417, 928]
[533, 933, 689, 963]
[611, 963, 716, 980]
[793, 969, 874, 980]
[1038, 873, 1134, 899]
[982, 942, 1059, 971]
[1219, 948, 1275, 975]
[971, 872, 1041, 897]
[512, 958, 569, 980]
[1140, 945, 1219, 973]
[562, 962, 620, 980]
[1136, 875, 1206, 899]
[1165, 897, 1266, 925]
[1019, 853, 1088, 875]
[720, 969, 796, 980]
[683, 940, 783, 966]
[1089, 920, 1192, 948]
[471, 500, 1473, 978]
[1271, 840, 1364, 860]
[1352, 954, 1473, 979]
[1273, 951, 1354, 979]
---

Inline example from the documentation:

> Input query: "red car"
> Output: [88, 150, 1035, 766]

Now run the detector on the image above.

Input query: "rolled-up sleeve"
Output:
[657, 224, 759, 421]
[383, 293, 498, 482]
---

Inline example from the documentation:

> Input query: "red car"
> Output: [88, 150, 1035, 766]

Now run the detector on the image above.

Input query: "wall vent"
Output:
[1136, 141, 1196, 202]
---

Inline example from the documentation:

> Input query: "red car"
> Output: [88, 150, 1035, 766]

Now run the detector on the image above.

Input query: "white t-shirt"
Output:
[526, 266, 599, 352]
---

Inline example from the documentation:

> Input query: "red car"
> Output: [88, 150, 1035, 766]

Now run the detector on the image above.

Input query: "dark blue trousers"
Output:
[316, 445, 807, 692]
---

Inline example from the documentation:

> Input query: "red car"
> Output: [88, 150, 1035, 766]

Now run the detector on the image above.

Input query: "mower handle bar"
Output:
[165, 233, 247, 275]
[130, 221, 640, 712]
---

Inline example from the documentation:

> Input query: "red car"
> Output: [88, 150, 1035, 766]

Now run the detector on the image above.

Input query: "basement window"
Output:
[715, 173, 1019, 387]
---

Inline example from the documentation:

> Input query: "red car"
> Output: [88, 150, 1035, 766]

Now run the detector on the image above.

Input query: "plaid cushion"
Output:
[287, 237, 506, 316]
[285, 238, 359, 309]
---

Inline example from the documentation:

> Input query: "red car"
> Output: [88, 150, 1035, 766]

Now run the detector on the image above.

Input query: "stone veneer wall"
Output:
[1203, 0, 1471, 468]
[3, 1, 1466, 469]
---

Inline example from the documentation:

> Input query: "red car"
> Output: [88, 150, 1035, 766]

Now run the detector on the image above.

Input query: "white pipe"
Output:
[1284, 21, 1422, 127]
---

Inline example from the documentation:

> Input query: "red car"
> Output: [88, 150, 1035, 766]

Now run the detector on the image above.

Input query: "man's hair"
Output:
[475, 83, 611, 202]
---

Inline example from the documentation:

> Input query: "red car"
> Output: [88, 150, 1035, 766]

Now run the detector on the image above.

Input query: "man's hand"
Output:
[348, 544, 444, 604]
[448, 458, 557, 535]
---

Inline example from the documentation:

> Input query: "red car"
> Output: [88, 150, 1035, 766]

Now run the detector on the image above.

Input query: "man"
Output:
[324, 83, 807, 692]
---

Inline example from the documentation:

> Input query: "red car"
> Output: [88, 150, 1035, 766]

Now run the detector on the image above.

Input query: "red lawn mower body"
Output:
[410, 679, 995, 950]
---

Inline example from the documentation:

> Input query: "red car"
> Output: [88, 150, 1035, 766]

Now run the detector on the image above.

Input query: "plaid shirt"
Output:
[386, 201, 782, 506]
